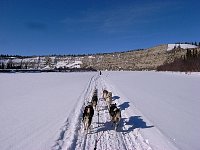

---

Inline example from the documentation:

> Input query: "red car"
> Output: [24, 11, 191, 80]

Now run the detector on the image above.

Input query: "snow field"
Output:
[59, 73, 177, 150]
[1, 71, 199, 150]
[167, 44, 197, 51]
[58, 74, 151, 150]
[104, 71, 200, 150]
[0, 72, 95, 150]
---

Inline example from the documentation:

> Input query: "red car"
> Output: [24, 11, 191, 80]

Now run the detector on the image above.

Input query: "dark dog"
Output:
[82, 103, 94, 132]
[91, 89, 98, 109]
[102, 89, 108, 100]
[109, 103, 121, 130]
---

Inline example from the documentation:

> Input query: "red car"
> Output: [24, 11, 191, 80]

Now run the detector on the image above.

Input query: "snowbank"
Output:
[167, 44, 197, 51]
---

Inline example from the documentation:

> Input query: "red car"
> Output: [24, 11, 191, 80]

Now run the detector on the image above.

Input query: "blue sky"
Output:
[0, 0, 200, 55]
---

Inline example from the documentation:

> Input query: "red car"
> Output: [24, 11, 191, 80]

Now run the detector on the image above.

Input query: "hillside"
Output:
[0, 44, 199, 71]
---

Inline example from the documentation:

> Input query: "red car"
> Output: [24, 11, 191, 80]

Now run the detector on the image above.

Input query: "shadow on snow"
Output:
[96, 116, 154, 133]
[119, 116, 154, 133]
[118, 102, 130, 111]
[112, 96, 120, 101]
[96, 121, 114, 132]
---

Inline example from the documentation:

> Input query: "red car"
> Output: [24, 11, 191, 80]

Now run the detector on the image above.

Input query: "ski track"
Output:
[52, 74, 153, 150]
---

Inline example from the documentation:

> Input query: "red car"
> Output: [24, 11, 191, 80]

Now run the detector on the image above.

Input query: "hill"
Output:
[0, 44, 199, 71]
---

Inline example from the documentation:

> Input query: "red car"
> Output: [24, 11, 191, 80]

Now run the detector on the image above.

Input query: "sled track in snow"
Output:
[52, 74, 153, 150]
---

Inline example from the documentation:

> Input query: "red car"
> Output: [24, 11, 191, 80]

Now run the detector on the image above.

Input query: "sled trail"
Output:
[52, 74, 152, 150]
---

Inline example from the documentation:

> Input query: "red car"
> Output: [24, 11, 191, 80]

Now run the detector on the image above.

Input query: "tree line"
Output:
[175, 42, 200, 46]
[157, 49, 200, 72]
[0, 60, 24, 69]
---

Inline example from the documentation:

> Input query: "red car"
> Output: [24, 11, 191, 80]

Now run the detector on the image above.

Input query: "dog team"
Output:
[82, 89, 121, 132]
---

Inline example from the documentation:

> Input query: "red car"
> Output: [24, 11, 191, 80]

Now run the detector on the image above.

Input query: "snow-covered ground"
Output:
[104, 71, 200, 150]
[56, 60, 82, 68]
[0, 71, 199, 150]
[167, 44, 197, 51]
[0, 72, 95, 150]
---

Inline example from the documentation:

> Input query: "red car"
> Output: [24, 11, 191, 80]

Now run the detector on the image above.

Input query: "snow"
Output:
[56, 61, 67, 68]
[65, 60, 82, 68]
[42, 65, 51, 70]
[0, 71, 199, 150]
[0, 72, 95, 150]
[88, 56, 95, 59]
[56, 60, 82, 68]
[104, 71, 200, 150]
[11, 59, 22, 63]
[0, 57, 83, 69]
[167, 44, 197, 51]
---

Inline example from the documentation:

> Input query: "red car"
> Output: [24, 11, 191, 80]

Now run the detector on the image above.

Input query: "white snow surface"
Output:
[88, 56, 95, 59]
[56, 60, 82, 68]
[56, 61, 67, 68]
[104, 71, 200, 150]
[0, 71, 200, 150]
[167, 44, 197, 51]
[0, 72, 95, 150]
[65, 60, 82, 68]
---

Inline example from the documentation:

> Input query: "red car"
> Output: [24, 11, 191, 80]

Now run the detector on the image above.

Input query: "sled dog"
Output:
[106, 92, 112, 110]
[91, 89, 98, 109]
[109, 103, 121, 130]
[82, 103, 94, 132]
[102, 89, 108, 100]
